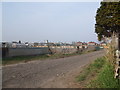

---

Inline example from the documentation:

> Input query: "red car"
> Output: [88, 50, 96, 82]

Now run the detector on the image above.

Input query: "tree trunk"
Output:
[118, 32, 120, 51]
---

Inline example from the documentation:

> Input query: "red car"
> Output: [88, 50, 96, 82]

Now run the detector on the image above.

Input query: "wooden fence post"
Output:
[115, 32, 120, 85]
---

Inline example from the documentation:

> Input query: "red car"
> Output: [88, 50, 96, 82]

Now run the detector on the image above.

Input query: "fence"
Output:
[1, 46, 97, 58]
[1, 47, 50, 58]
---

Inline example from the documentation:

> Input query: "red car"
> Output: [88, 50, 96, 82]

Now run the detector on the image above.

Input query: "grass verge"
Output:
[2, 54, 50, 65]
[2, 52, 83, 65]
[2, 50, 97, 65]
[76, 57, 119, 88]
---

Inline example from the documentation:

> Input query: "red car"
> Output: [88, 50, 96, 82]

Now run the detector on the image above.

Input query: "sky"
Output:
[2, 2, 101, 43]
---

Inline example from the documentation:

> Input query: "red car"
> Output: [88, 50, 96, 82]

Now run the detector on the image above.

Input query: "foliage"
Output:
[95, 1, 120, 41]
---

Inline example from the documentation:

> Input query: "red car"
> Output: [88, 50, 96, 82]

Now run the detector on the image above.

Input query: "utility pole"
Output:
[115, 31, 120, 85]
[118, 32, 120, 83]
[118, 32, 120, 51]
[47, 40, 52, 54]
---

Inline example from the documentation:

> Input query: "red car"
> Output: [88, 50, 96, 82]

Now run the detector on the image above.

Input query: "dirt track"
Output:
[2, 50, 105, 88]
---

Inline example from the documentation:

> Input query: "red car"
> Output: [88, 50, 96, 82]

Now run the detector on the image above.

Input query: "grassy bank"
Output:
[2, 54, 50, 65]
[2, 49, 97, 65]
[76, 57, 119, 88]
[2, 51, 83, 65]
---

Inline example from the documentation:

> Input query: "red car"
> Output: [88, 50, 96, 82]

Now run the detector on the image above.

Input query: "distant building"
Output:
[100, 42, 108, 48]
[2, 42, 9, 47]
[76, 42, 83, 46]
[12, 41, 26, 48]
[48, 43, 55, 46]
[75, 42, 88, 49]
[82, 42, 87, 45]
[28, 43, 34, 47]
[34, 42, 39, 47]
[33, 42, 49, 47]
[88, 42, 97, 46]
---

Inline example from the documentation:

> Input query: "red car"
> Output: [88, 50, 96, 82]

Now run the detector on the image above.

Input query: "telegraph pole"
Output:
[47, 40, 52, 54]
[115, 31, 120, 87]
[118, 32, 120, 83]
[118, 32, 120, 51]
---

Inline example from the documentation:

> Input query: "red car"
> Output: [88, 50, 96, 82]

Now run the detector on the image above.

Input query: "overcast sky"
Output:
[2, 2, 101, 43]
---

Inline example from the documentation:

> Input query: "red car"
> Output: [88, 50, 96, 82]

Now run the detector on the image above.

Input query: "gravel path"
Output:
[2, 50, 105, 88]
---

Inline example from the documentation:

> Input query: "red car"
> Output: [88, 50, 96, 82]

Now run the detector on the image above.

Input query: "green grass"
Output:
[76, 57, 119, 88]
[2, 54, 50, 65]
[76, 57, 105, 82]
[88, 62, 119, 88]
[49, 53, 79, 59]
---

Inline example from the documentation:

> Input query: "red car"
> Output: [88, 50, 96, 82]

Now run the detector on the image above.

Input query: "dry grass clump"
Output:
[105, 33, 117, 66]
